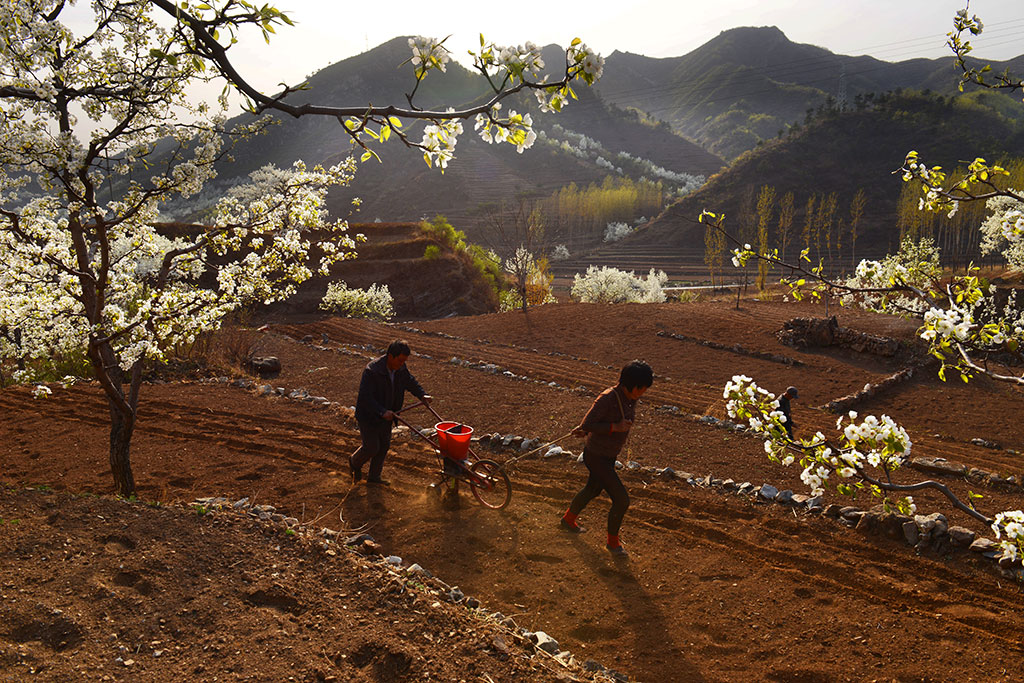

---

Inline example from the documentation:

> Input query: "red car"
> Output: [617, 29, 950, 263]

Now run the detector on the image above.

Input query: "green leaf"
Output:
[361, 151, 373, 162]
[388, 116, 403, 128]
[571, 37, 582, 46]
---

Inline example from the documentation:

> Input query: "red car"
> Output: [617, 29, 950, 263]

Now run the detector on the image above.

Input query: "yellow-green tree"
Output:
[755, 186, 776, 291]
[777, 191, 796, 260]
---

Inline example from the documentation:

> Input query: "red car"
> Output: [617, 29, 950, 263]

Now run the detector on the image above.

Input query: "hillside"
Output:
[614, 90, 1024, 262]
[170, 38, 721, 243]
[599, 26, 1024, 160]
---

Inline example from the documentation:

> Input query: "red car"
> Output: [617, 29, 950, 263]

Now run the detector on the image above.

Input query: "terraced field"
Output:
[3, 299, 1024, 681]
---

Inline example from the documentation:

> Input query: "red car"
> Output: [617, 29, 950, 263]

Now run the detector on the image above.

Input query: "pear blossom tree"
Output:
[703, 6, 1024, 562]
[0, 0, 604, 496]
[723, 377, 1024, 562]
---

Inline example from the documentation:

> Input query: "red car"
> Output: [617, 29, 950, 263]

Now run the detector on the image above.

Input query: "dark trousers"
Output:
[568, 449, 630, 535]
[351, 419, 393, 479]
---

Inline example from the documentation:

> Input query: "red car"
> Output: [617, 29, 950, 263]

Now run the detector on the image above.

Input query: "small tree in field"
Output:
[0, 0, 605, 495]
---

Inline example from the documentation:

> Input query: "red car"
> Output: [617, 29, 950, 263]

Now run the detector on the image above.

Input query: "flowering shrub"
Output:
[724, 375, 1023, 561]
[571, 266, 667, 303]
[320, 282, 394, 321]
[501, 247, 554, 312]
[604, 222, 634, 243]
[550, 244, 570, 261]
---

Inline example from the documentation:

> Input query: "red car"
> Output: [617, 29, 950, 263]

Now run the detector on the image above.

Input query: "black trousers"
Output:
[351, 419, 393, 480]
[568, 449, 630, 535]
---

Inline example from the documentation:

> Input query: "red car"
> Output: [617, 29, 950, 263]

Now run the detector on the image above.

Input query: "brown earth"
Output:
[3, 299, 1024, 682]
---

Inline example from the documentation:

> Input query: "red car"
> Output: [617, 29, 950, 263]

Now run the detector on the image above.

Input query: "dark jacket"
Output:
[579, 386, 636, 460]
[779, 394, 794, 438]
[354, 355, 426, 425]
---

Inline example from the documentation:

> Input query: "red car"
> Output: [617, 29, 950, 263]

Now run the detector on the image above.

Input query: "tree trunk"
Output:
[108, 402, 136, 497]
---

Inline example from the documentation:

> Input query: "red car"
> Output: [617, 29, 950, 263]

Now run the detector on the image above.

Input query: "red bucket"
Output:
[435, 421, 473, 460]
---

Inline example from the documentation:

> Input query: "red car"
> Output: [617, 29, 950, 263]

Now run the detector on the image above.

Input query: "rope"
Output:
[501, 429, 577, 471]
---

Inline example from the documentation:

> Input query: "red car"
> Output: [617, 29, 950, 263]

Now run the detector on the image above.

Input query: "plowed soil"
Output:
[3, 300, 1024, 682]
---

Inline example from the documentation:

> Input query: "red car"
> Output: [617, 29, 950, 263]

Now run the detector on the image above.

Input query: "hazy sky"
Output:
[224, 0, 1024, 97]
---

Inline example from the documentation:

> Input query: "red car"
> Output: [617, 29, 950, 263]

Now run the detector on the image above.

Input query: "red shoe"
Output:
[606, 543, 628, 557]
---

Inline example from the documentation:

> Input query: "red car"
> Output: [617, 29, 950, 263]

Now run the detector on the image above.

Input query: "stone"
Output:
[805, 496, 824, 512]
[970, 437, 1000, 449]
[583, 660, 605, 673]
[775, 489, 794, 504]
[530, 631, 560, 655]
[406, 563, 431, 578]
[823, 504, 843, 518]
[910, 456, 966, 477]
[989, 473, 1014, 488]
[721, 478, 737, 490]
[344, 532, 372, 545]
[385, 555, 402, 566]
[627, 461, 641, 470]
[657, 467, 677, 481]
[466, 597, 480, 609]
[902, 521, 919, 546]
[447, 587, 465, 603]
[948, 526, 977, 547]
[914, 513, 948, 538]
[544, 446, 564, 458]
[791, 494, 810, 506]
[360, 540, 382, 556]
[970, 538, 999, 553]
[839, 506, 862, 520]
[758, 484, 779, 501]
[250, 356, 282, 378]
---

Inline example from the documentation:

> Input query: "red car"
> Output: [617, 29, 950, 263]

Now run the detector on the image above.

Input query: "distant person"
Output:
[779, 386, 798, 439]
[350, 340, 431, 485]
[559, 360, 654, 558]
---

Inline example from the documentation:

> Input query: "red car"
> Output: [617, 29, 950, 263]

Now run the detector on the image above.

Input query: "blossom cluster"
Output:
[421, 113, 464, 170]
[843, 237, 941, 316]
[474, 103, 536, 154]
[408, 36, 450, 76]
[993, 510, 1024, 561]
[920, 305, 972, 342]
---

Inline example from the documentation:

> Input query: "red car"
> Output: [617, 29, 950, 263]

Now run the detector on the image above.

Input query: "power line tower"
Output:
[836, 62, 848, 111]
